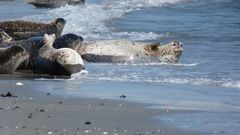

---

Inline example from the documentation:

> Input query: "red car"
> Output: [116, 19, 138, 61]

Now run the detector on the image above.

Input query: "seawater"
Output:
[1, 0, 240, 134]
[20, 0, 240, 89]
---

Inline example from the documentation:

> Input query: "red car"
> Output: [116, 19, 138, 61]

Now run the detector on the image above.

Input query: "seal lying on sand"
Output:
[81, 40, 183, 63]
[0, 29, 12, 43]
[25, 0, 85, 8]
[0, 18, 66, 40]
[34, 34, 84, 76]
[0, 29, 83, 70]
[0, 45, 29, 74]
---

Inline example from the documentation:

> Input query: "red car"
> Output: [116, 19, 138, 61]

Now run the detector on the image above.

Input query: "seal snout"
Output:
[172, 41, 183, 53]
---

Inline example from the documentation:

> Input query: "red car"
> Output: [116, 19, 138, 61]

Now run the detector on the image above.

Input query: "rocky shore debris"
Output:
[27, 113, 33, 119]
[120, 95, 126, 99]
[16, 82, 24, 86]
[0, 92, 17, 97]
[84, 121, 91, 125]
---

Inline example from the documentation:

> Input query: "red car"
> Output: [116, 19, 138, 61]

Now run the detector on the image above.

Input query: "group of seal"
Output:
[0, 18, 84, 76]
[0, 17, 184, 77]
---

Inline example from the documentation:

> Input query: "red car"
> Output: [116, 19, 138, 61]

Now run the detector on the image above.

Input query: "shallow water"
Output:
[0, 0, 240, 134]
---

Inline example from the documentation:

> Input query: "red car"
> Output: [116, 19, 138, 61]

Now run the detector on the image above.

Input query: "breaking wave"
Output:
[22, 0, 186, 40]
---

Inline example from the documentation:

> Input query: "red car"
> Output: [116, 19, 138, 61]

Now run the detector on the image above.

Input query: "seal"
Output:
[0, 30, 83, 70]
[0, 18, 66, 40]
[53, 33, 83, 50]
[81, 40, 183, 63]
[0, 29, 12, 43]
[34, 34, 85, 76]
[0, 45, 29, 74]
[26, 0, 85, 8]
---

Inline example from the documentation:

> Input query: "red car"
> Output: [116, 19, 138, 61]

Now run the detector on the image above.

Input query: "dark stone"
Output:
[28, 113, 33, 119]
[85, 121, 91, 125]
[58, 101, 63, 104]
[39, 109, 45, 112]
[0, 92, 17, 97]
[120, 95, 126, 99]
[22, 126, 27, 129]
[46, 92, 51, 96]
[12, 106, 20, 110]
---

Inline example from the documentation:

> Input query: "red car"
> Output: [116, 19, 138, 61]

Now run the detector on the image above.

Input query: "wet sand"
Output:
[0, 81, 203, 135]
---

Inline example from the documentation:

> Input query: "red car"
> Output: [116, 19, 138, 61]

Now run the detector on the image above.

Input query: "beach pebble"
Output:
[47, 130, 53, 134]
[0, 92, 17, 97]
[46, 92, 51, 96]
[39, 109, 45, 112]
[85, 121, 91, 125]
[103, 131, 109, 135]
[29, 97, 33, 100]
[165, 109, 170, 113]
[16, 82, 24, 86]
[28, 113, 33, 119]
[12, 106, 20, 110]
[120, 95, 126, 99]
[22, 126, 27, 129]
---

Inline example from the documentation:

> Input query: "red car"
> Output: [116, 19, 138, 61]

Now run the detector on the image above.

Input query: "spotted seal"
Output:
[0, 45, 29, 74]
[0, 18, 66, 40]
[81, 40, 183, 63]
[34, 34, 84, 76]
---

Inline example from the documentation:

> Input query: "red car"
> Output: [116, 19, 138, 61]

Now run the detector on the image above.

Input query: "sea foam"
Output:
[22, 0, 186, 40]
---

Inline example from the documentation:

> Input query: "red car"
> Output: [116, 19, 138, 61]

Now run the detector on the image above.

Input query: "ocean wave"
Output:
[22, 0, 186, 40]
[92, 76, 240, 89]
[89, 62, 199, 67]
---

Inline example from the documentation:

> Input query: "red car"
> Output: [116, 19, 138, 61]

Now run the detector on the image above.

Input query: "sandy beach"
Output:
[0, 81, 203, 135]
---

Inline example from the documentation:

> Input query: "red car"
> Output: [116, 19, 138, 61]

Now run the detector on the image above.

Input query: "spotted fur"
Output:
[81, 40, 183, 63]
[0, 18, 66, 40]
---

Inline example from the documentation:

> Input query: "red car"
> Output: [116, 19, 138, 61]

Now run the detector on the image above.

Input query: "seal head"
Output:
[144, 41, 183, 63]
[53, 33, 83, 50]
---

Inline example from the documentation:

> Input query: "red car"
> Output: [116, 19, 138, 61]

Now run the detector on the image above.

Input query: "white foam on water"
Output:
[86, 62, 199, 67]
[22, 0, 186, 40]
[89, 76, 240, 90]
[222, 80, 240, 89]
